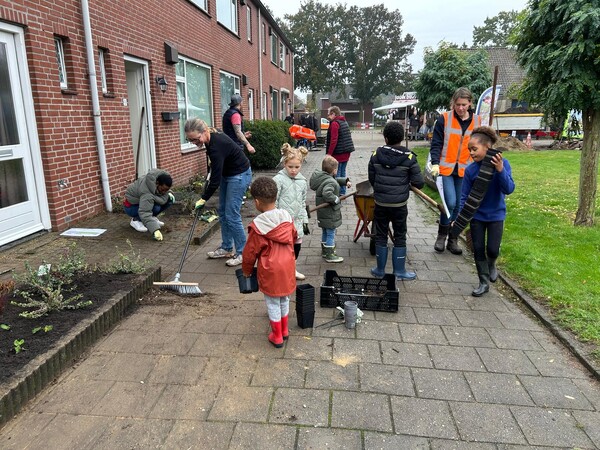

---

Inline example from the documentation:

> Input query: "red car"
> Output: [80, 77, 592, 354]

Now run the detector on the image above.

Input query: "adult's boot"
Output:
[323, 245, 344, 263]
[472, 260, 490, 297]
[268, 320, 284, 348]
[446, 236, 463, 255]
[434, 224, 449, 253]
[371, 246, 388, 278]
[488, 258, 498, 283]
[392, 247, 416, 280]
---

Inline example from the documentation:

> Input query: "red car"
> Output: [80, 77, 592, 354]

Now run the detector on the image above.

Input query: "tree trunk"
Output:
[574, 108, 599, 226]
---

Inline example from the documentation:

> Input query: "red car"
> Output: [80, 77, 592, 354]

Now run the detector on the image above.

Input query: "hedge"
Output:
[244, 120, 295, 170]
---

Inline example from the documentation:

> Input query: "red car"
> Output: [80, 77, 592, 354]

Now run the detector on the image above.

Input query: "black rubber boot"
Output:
[472, 260, 490, 297]
[434, 224, 449, 253]
[488, 258, 498, 283]
[446, 236, 463, 255]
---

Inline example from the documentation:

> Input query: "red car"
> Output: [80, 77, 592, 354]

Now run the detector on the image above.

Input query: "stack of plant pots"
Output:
[295, 284, 315, 329]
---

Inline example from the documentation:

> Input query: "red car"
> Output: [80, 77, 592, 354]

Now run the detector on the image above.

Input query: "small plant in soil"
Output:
[1, 324, 10, 330]
[13, 338, 25, 354]
[32, 325, 53, 334]
[12, 243, 92, 319]
[103, 239, 149, 274]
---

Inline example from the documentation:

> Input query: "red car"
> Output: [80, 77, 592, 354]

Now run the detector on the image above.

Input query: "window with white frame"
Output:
[54, 37, 68, 89]
[270, 33, 278, 64]
[219, 71, 240, 116]
[262, 23, 267, 54]
[99, 48, 108, 94]
[281, 91, 289, 119]
[217, 0, 238, 34]
[246, 6, 252, 42]
[188, 0, 207, 11]
[279, 43, 285, 71]
[271, 89, 279, 120]
[176, 57, 213, 147]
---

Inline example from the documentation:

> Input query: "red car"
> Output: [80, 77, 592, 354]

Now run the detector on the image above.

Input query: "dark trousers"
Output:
[470, 219, 504, 262]
[294, 243, 301, 259]
[373, 204, 408, 247]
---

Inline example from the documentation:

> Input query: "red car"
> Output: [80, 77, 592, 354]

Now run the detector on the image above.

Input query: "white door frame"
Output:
[0, 23, 50, 246]
[248, 89, 254, 121]
[124, 55, 156, 176]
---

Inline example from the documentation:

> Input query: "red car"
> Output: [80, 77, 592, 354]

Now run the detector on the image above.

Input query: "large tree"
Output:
[283, 0, 349, 96]
[514, 0, 600, 225]
[341, 4, 415, 121]
[415, 42, 491, 113]
[473, 10, 521, 47]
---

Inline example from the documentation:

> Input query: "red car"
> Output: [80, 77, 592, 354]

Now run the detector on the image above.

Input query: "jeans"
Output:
[373, 204, 408, 247]
[336, 161, 348, 195]
[469, 220, 504, 262]
[219, 167, 252, 255]
[321, 228, 336, 246]
[440, 174, 463, 225]
[124, 200, 172, 221]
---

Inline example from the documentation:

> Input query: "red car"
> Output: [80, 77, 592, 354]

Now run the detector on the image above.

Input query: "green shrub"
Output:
[244, 120, 294, 170]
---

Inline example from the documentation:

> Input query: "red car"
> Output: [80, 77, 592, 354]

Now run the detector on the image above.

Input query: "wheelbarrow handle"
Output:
[309, 192, 355, 213]
[410, 186, 446, 215]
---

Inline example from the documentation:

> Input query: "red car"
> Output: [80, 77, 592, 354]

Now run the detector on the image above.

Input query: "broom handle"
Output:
[309, 192, 355, 213]
[177, 170, 211, 274]
[410, 186, 446, 215]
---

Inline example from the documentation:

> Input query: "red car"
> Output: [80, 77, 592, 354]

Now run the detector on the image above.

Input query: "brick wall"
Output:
[0, 0, 293, 231]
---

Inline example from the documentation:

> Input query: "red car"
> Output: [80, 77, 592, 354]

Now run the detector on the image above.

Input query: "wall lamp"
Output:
[155, 76, 168, 93]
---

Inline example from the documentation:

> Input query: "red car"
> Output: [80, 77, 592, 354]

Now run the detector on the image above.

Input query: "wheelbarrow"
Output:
[353, 180, 390, 255]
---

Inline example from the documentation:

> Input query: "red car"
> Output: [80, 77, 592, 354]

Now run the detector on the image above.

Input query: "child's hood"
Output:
[309, 170, 332, 190]
[250, 209, 295, 244]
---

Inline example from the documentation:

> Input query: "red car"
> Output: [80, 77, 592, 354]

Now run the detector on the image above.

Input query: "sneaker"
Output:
[225, 254, 243, 267]
[130, 218, 148, 232]
[295, 270, 306, 280]
[207, 247, 235, 259]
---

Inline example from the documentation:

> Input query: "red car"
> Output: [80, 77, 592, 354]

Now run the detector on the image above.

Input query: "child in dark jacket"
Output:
[242, 177, 298, 348]
[368, 121, 424, 279]
[458, 126, 515, 296]
[309, 155, 351, 263]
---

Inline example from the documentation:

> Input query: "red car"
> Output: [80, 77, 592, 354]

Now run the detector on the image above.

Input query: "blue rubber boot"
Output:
[370, 246, 388, 278]
[392, 247, 416, 280]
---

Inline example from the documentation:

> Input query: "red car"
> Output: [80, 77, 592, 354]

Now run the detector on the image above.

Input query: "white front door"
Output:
[0, 28, 48, 246]
[124, 57, 155, 179]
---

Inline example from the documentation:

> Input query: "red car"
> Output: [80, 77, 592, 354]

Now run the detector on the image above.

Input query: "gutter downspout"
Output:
[258, 8, 263, 119]
[81, 0, 112, 211]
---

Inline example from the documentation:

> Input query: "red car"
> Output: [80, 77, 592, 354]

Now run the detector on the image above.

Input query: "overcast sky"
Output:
[263, 0, 529, 71]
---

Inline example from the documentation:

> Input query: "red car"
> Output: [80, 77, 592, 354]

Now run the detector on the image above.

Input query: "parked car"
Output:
[320, 117, 329, 131]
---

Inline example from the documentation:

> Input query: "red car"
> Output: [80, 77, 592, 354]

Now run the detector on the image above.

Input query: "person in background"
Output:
[284, 112, 295, 125]
[409, 110, 420, 140]
[242, 177, 297, 348]
[457, 126, 515, 297]
[326, 106, 355, 195]
[428, 87, 482, 255]
[305, 111, 319, 150]
[368, 121, 424, 280]
[309, 155, 351, 263]
[274, 143, 310, 280]
[185, 118, 252, 267]
[124, 169, 175, 241]
[222, 94, 255, 154]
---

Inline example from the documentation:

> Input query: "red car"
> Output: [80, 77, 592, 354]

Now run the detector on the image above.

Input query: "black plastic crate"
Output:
[319, 270, 399, 312]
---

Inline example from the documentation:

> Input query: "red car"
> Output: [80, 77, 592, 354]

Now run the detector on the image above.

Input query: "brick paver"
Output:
[0, 132, 599, 448]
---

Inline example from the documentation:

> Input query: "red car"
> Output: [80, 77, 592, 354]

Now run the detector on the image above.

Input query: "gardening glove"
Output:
[303, 223, 310, 235]
[153, 230, 163, 241]
[168, 192, 175, 203]
[427, 162, 440, 178]
[195, 198, 206, 210]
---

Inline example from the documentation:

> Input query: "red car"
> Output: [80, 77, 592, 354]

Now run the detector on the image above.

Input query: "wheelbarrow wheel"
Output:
[369, 237, 376, 255]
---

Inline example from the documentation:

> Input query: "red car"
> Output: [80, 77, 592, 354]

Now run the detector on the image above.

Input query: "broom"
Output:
[153, 171, 211, 295]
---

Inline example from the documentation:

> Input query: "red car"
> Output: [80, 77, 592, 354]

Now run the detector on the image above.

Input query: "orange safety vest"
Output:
[439, 111, 481, 177]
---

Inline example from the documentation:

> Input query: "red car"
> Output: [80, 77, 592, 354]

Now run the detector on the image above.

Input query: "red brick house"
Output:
[0, 0, 293, 246]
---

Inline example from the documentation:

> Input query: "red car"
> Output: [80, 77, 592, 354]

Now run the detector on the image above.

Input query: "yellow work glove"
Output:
[428, 163, 440, 178]
[153, 230, 163, 241]
[168, 192, 175, 203]
[195, 198, 206, 210]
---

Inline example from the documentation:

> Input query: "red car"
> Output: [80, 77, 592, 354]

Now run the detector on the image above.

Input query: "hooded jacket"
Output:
[273, 169, 309, 238]
[368, 145, 424, 207]
[309, 169, 346, 230]
[242, 208, 298, 297]
[124, 169, 171, 233]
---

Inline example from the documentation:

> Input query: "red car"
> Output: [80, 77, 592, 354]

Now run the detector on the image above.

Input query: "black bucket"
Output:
[235, 268, 259, 294]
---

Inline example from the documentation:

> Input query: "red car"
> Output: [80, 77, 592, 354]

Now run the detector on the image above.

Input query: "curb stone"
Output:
[414, 194, 600, 382]
[0, 268, 160, 428]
